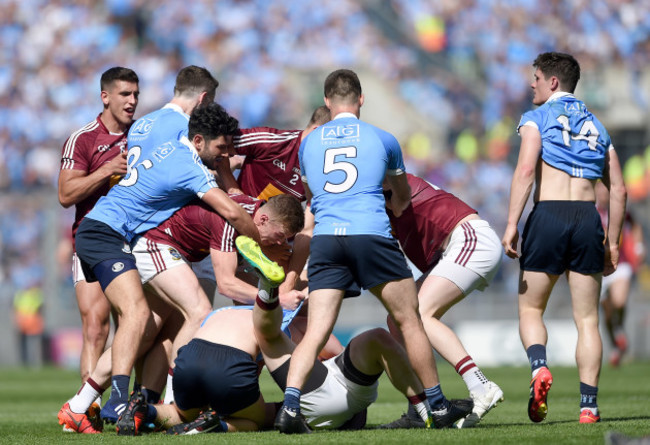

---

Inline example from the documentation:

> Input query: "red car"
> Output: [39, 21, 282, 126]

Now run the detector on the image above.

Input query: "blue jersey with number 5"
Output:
[299, 113, 406, 237]
[517, 92, 612, 179]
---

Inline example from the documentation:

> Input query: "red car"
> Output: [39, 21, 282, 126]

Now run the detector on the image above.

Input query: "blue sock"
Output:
[425, 384, 448, 411]
[145, 404, 157, 424]
[142, 388, 161, 404]
[283, 387, 301, 412]
[579, 382, 598, 408]
[109, 375, 130, 404]
[526, 344, 548, 373]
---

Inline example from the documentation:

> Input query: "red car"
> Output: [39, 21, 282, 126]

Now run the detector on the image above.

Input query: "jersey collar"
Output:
[163, 102, 189, 118]
[332, 112, 358, 120]
[179, 135, 199, 155]
[546, 91, 573, 103]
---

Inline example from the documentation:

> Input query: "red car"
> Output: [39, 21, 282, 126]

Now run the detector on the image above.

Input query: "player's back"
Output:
[234, 127, 305, 201]
[128, 104, 189, 154]
[300, 115, 402, 237]
[86, 137, 217, 242]
[519, 93, 611, 180]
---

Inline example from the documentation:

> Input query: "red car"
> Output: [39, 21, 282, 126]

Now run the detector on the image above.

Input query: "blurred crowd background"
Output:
[1, 0, 649, 364]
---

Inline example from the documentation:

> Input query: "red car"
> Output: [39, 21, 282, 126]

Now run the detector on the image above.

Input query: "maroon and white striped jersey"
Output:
[60, 114, 129, 246]
[387, 174, 477, 273]
[143, 194, 262, 263]
[233, 127, 305, 201]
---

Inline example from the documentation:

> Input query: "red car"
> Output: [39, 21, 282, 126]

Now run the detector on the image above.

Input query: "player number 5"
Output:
[323, 146, 358, 193]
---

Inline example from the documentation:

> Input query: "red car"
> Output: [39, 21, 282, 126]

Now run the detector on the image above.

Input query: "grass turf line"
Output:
[0, 363, 649, 444]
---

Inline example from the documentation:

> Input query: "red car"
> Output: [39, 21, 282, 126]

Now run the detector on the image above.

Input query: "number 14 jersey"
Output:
[517, 92, 613, 180]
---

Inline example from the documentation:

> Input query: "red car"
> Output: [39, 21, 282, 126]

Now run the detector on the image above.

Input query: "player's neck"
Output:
[100, 112, 128, 134]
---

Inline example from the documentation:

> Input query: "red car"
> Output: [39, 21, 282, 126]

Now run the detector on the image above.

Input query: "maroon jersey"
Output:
[60, 114, 128, 247]
[143, 194, 262, 262]
[388, 174, 477, 273]
[233, 127, 305, 201]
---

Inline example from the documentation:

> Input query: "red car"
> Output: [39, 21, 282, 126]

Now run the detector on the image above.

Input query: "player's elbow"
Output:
[58, 192, 74, 208]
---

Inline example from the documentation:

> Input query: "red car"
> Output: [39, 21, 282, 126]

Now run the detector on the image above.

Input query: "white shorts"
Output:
[132, 236, 189, 284]
[301, 354, 378, 429]
[601, 262, 633, 296]
[429, 219, 502, 294]
[72, 252, 86, 286]
[191, 256, 215, 281]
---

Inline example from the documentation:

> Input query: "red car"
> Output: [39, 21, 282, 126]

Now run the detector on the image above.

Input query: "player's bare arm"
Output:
[58, 151, 128, 208]
[502, 125, 541, 259]
[601, 149, 627, 276]
[202, 187, 261, 244]
[279, 206, 314, 295]
[385, 172, 411, 218]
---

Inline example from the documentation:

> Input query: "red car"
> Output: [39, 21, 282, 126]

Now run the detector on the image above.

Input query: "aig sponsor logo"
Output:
[131, 118, 154, 136]
[322, 124, 359, 140]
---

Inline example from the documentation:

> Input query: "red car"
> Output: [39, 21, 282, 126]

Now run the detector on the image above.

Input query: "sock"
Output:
[526, 344, 548, 375]
[455, 356, 489, 395]
[217, 419, 229, 433]
[256, 277, 279, 310]
[425, 385, 449, 411]
[163, 368, 175, 404]
[579, 382, 598, 410]
[283, 387, 301, 412]
[109, 375, 130, 404]
[142, 388, 161, 404]
[407, 393, 431, 422]
[145, 404, 158, 424]
[69, 378, 104, 413]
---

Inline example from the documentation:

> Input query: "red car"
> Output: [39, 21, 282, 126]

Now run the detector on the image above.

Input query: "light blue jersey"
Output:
[299, 113, 406, 237]
[128, 103, 189, 149]
[86, 136, 217, 242]
[518, 92, 613, 179]
[201, 303, 303, 337]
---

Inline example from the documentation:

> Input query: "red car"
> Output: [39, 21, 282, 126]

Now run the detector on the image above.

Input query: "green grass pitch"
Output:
[0, 362, 648, 444]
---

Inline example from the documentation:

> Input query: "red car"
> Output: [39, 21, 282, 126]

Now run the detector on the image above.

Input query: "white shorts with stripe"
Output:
[72, 252, 86, 286]
[429, 219, 502, 294]
[601, 262, 633, 297]
[301, 355, 378, 429]
[132, 236, 189, 284]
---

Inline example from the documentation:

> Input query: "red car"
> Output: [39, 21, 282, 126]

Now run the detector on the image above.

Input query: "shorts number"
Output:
[323, 146, 358, 193]
[556, 116, 599, 151]
[120, 146, 153, 187]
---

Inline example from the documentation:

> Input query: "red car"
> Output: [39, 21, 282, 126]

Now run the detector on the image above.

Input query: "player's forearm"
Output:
[606, 183, 627, 247]
[217, 278, 258, 305]
[58, 168, 113, 207]
[506, 166, 535, 226]
[278, 232, 310, 294]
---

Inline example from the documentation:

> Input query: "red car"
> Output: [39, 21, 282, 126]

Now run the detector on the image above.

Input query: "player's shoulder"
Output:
[67, 118, 102, 142]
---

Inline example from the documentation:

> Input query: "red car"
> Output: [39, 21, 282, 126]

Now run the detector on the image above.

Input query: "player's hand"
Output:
[103, 151, 128, 176]
[264, 243, 293, 263]
[603, 242, 619, 276]
[502, 224, 520, 259]
[279, 289, 306, 311]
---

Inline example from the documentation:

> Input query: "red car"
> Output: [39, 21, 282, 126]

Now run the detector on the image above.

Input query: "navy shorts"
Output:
[308, 235, 413, 292]
[521, 201, 604, 275]
[75, 218, 137, 290]
[173, 339, 260, 415]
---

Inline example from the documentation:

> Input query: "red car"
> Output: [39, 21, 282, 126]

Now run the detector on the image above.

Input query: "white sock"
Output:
[93, 395, 102, 407]
[257, 277, 278, 303]
[457, 358, 489, 395]
[69, 382, 100, 414]
[163, 370, 175, 404]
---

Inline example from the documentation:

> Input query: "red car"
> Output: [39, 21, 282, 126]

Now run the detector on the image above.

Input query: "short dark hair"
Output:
[533, 52, 581, 93]
[265, 194, 305, 237]
[174, 65, 219, 100]
[100, 67, 139, 91]
[188, 103, 239, 142]
[324, 69, 362, 103]
[307, 105, 331, 127]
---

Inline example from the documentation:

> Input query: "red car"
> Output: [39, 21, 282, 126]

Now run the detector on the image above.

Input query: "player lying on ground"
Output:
[115, 237, 472, 435]
[58, 195, 304, 433]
